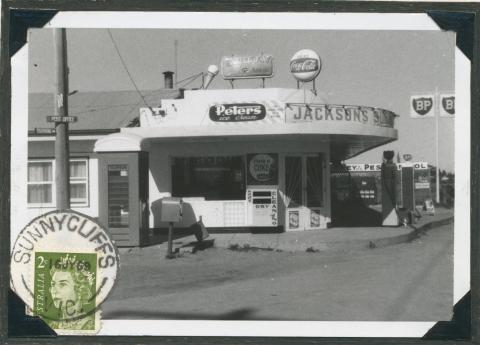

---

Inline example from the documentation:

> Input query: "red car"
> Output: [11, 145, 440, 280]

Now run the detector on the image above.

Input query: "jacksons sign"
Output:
[285, 103, 396, 128]
[209, 103, 266, 122]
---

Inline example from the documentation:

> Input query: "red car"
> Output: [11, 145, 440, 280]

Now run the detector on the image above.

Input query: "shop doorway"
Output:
[98, 152, 149, 246]
[284, 154, 327, 231]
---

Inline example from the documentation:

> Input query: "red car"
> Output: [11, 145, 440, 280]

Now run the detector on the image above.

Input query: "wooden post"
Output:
[53, 28, 70, 209]
[166, 222, 174, 258]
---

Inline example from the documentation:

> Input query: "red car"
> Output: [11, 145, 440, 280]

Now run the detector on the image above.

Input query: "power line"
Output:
[107, 29, 153, 112]
[175, 72, 203, 87]
[177, 72, 204, 89]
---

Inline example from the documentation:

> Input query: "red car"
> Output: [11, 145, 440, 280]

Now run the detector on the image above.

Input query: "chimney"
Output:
[163, 71, 174, 89]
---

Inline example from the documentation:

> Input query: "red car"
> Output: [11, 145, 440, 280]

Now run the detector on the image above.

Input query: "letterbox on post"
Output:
[161, 197, 183, 258]
[161, 197, 183, 223]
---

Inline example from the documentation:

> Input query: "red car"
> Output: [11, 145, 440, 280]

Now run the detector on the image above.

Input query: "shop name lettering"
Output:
[12, 214, 116, 268]
[209, 104, 266, 122]
[271, 192, 277, 226]
[347, 162, 428, 172]
[286, 104, 395, 127]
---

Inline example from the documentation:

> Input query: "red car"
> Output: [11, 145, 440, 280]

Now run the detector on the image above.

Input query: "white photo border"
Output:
[10, 11, 470, 338]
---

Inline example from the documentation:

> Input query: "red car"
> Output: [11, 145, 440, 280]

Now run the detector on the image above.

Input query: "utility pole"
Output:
[53, 28, 70, 209]
[174, 40, 178, 86]
[434, 87, 440, 204]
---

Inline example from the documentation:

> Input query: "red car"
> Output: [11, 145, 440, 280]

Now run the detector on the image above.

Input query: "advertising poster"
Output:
[247, 153, 278, 185]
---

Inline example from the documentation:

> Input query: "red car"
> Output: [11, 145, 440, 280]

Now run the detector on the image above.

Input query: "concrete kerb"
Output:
[118, 213, 454, 256]
[213, 215, 455, 253]
[350, 215, 455, 251]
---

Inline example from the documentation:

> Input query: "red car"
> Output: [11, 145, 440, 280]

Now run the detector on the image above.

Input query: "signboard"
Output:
[209, 103, 266, 122]
[410, 95, 435, 118]
[415, 182, 430, 189]
[34, 128, 56, 135]
[247, 153, 278, 185]
[288, 210, 299, 229]
[46, 116, 77, 123]
[440, 94, 455, 117]
[221, 54, 274, 80]
[346, 162, 428, 172]
[310, 209, 321, 228]
[285, 104, 395, 128]
[290, 49, 321, 82]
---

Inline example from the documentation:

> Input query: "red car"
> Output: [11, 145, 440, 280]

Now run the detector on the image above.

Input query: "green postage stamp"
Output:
[33, 252, 99, 333]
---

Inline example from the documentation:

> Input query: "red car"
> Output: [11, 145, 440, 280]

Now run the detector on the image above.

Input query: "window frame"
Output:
[27, 158, 90, 208]
[27, 159, 55, 208]
[171, 155, 247, 201]
[69, 158, 89, 207]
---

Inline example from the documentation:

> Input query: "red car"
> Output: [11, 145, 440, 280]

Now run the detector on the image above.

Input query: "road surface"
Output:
[103, 224, 453, 321]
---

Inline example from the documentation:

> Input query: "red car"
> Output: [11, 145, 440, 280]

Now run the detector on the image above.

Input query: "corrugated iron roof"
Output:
[28, 89, 180, 132]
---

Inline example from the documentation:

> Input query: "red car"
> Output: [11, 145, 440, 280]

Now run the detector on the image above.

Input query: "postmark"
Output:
[10, 210, 119, 334]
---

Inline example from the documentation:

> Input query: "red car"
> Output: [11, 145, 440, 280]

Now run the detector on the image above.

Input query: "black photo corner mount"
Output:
[428, 11, 474, 61]
[8, 290, 57, 337]
[9, 9, 58, 57]
[423, 291, 471, 340]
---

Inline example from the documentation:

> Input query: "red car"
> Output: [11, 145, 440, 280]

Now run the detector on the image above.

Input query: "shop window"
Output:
[172, 156, 245, 200]
[27, 158, 89, 207]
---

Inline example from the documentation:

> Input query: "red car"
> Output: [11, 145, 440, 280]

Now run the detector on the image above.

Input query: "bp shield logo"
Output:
[412, 97, 433, 116]
[441, 96, 455, 116]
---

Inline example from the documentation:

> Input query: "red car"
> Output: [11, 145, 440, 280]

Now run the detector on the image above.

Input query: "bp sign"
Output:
[410, 95, 435, 118]
[290, 49, 321, 82]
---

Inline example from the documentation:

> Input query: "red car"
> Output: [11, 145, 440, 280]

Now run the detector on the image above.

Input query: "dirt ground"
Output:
[103, 223, 454, 321]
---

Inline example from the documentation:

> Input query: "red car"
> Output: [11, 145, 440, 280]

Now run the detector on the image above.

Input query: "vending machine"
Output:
[245, 153, 279, 227]
[246, 188, 278, 226]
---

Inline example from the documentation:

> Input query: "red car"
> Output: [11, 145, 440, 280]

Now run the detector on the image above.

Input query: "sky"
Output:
[28, 28, 456, 171]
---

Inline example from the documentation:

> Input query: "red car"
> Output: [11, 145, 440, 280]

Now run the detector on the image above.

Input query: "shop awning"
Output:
[94, 122, 397, 160]
[94, 88, 398, 160]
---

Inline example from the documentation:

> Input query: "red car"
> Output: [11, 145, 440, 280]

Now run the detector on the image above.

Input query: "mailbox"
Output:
[161, 197, 183, 222]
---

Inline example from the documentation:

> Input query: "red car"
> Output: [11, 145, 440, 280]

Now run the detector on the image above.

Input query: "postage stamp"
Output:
[33, 252, 98, 333]
[10, 210, 119, 335]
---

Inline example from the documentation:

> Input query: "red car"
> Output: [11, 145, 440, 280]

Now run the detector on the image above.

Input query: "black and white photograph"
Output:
[7, 11, 471, 338]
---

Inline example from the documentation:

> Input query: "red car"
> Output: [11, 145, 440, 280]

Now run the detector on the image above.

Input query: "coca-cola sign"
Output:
[290, 58, 319, 73]
[290, 49, 321, 82]
[209, 103, 266, 122]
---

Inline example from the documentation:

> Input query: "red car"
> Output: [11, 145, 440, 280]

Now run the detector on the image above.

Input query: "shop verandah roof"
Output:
[93, 88, 398, 161]
[94, 124, 397, 160]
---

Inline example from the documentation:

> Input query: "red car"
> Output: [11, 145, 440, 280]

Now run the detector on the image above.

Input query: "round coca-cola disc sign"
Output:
[290, 49, 321, 82]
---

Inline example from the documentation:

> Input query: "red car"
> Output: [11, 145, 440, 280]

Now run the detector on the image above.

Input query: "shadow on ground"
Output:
[103, 307, 287, 320]
[331, 199, 382, 227]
